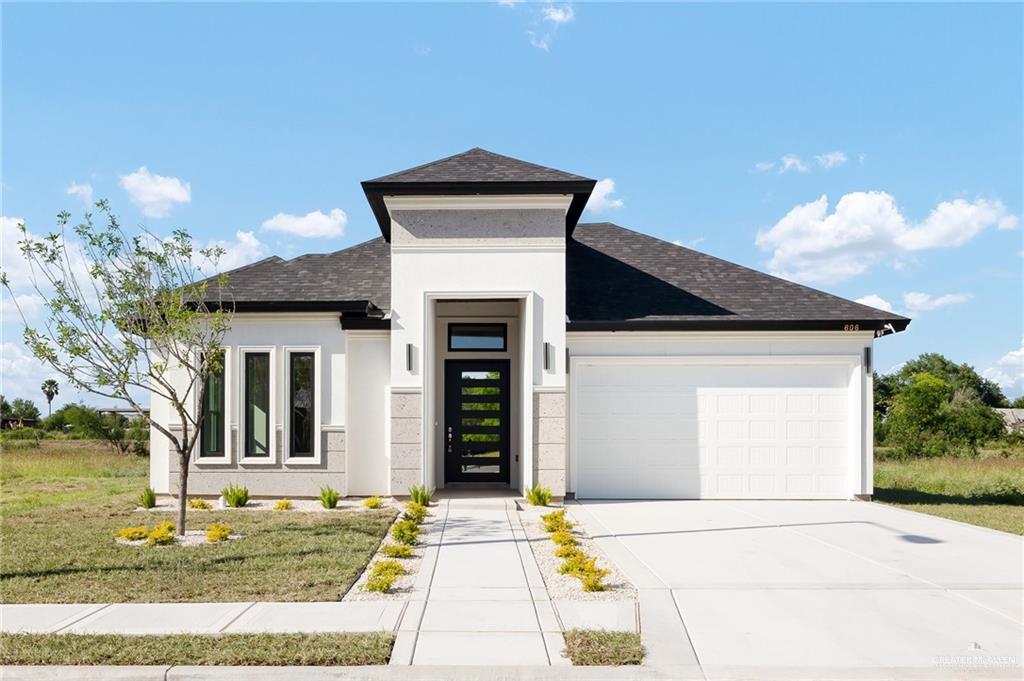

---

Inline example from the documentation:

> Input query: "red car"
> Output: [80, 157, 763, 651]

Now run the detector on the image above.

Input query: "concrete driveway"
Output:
[573, 500, 1023, 680]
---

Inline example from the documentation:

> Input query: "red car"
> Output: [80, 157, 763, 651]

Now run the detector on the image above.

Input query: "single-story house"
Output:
[149, 148, 910, 500]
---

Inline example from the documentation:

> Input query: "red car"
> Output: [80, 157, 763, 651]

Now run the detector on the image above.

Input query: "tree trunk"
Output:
[176, 449, 188, 536]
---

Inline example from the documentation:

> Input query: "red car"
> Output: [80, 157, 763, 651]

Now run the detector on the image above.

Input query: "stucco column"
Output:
[390, 388, 423, 495]
[533, 387, 566, 497]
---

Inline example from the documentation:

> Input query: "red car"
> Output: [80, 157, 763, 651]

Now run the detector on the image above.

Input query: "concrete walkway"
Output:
[391, 496, 567, 666]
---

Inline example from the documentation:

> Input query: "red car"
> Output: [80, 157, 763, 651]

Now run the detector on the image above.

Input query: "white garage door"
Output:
[572, 358, 857, 499]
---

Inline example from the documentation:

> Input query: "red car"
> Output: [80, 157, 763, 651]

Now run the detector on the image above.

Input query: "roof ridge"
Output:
[575, 222, 910, 322]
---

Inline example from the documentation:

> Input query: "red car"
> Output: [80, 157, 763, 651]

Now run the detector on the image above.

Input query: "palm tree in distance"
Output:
[41, 379, 59, 417]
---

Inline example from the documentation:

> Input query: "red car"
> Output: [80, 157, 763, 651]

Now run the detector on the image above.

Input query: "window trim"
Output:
[447, 323, 508, 353]
[283, 346, 321, 464]
[196, 349, 231, 463]
[239, 346, 276, 464]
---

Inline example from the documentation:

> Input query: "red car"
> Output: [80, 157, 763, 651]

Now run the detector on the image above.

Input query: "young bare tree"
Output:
[2, 201, 232, 534]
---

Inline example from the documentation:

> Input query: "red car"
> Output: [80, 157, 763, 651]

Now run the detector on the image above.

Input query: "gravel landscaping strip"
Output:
[114, 529, 243, 548]
[520, 506, 637, 601]
[343, 504, 439, 601]
[140, 497, 399, 513]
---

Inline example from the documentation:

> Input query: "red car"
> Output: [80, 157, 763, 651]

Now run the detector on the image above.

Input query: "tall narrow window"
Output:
[244, 352, 270, 458]
[289, 352, 315, 458]
[199, 361, 224, 458]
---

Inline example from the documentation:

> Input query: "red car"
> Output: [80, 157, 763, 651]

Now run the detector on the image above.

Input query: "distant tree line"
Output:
[0, 397, 148, 456]
[874, 352, 1022, 458]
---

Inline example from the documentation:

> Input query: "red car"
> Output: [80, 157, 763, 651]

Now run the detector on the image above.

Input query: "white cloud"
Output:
[983, 338, 1024, 394]
[1, 216, 31, 286]
[855, 294, 894, 313]
[585, 178, 623, 214]
[895, 198, 1019, 251]
[119, 166, 191, 218]
[1, 291, 45, 321]
[497, 0, 522, 5]
[203, 231, 267, 273]
[673, 237, 706, 249]
[752, 161, 775, 173]
[815, 151, 848, 169]
[65, 182, 94, 207]
[260, 209, 348, 238]
[778, 154, 809, 174]
[542, 4, 574, 23]
[756, 191, 1020, 283]
[902, 291, 971, 312]
[527, 2, 574, 50]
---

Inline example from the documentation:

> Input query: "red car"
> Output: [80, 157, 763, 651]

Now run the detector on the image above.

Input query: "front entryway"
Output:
[444, 360, 511, 484]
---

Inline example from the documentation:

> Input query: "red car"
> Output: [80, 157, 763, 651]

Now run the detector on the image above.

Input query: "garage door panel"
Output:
[573, 360, 855, 499]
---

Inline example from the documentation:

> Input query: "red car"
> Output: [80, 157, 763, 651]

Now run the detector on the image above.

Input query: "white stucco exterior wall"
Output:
[149, 313, 350, 496]
[385, 195, 571, 493]
[345, 330, 391, 495]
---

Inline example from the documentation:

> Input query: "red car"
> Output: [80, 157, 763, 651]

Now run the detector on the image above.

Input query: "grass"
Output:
[0, 632, 394, 666]
[0, 444, 396, 603]
[874, 454, 1024, 535]
[562, 630, 643, 666]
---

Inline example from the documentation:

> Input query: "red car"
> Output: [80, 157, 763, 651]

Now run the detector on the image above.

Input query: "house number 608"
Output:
[843, 324, 860, 332]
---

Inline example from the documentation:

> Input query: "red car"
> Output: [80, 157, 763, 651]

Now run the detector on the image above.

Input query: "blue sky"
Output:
[2, 2, 1022, 409]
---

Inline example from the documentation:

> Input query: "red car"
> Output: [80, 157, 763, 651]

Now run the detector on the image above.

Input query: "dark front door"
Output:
[444, 360, 511, 484]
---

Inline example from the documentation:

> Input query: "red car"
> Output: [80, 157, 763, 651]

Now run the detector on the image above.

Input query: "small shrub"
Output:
[320, 486, 340, 509]
[274, 498, 294, 511]
[147, 521, 176, 546]
[138, 486, 157, 509]
[115, 526, 149, 541]
[363, 496, 382, 509]
[525, 484, 552, 506]
[206, 521, 233, 543]
[580, 572, 608, 592]
[403, 502, 427, 524]
[371, 559, 406, 577]
[551, 530, 576, 546]
[364, 573, 396, 593]
[555, 545, 586, 560]
[408, 485, 434, 506]
[391, 519, 420, 545]
[559, 553, 599, 576]
[188, 498, 212, 510]
[221, 484, 249, 508]
[381, 543, 413, 559]
[541, 509, 570, 533]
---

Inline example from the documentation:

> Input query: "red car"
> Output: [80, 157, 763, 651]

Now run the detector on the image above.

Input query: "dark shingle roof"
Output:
[567, 223, 909, 332]
[361, 148, 596, 241]
[365, 147, 592, 184]
[210, 222, 908, 334]
[211, 237, 390, 314]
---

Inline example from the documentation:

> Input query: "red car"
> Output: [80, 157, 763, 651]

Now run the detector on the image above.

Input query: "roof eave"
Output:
[361, 179, 596, 241]
[566, 318, 911, 335]
[205, 300, 380, 315]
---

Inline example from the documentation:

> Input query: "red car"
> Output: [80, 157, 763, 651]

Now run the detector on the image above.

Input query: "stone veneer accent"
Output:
[168, 423, 347, 498]
[390, 389, 423, 495]
[533, 389, 566, 497]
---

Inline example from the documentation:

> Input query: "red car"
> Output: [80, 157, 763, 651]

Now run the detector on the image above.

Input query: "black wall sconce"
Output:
[543, 342, 552, 371]
[406, 343, 414, 372]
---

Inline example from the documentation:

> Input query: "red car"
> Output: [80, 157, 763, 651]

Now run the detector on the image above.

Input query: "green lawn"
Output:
[0, 632, 394, 666]
[562, 630, 644, 666]
[1, 443, 395, 603]
[874, 452, 1024, 535]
